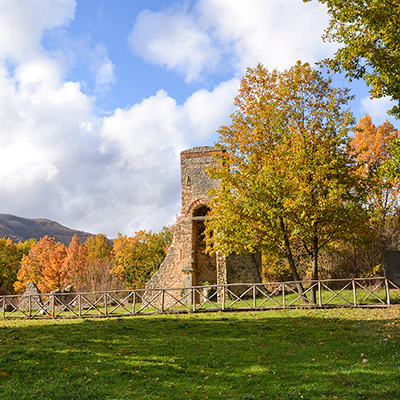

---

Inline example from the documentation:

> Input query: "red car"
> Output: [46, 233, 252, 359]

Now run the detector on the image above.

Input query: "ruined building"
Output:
[145, 146, 261, 298]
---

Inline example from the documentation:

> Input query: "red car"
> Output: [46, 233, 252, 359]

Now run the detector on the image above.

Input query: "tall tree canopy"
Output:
[0, 238, 34, 294]
[83, 234, 117, 292]
[63, 234, 88, 291]
[205, 62, 367, 301]
[112, 226, 172, 289]
[351, 114, 400, 257]
[305, 0, 400, 116]
[351, 114, 400, 211]
[15, 236, 67, 293]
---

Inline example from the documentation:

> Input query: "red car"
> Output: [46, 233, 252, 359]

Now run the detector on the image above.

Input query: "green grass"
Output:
[0, 308, 400, 399]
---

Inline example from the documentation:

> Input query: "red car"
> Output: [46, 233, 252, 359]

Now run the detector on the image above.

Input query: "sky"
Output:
[0, 0, 397, 238]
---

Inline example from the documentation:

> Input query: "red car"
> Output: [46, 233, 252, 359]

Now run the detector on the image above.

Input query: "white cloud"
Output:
[197, 0, 334, 72]
[89, 45, 116, 92]
[43, 30, 117, 95]
[0, 0, 76, 62]
[0, 59, 101, 207]
[129, 7, 221, 83]
[183, 78, 239, 142]
[101, 90, 186, 166]
[96, 60, 115, 87]
[129, 0, 334, 82]
[359, 95, 398, 126]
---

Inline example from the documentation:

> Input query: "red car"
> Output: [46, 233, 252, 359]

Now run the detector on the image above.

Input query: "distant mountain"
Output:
[0, 214, 94, 245]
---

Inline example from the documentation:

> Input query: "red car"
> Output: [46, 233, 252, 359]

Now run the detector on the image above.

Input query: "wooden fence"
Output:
[1, 276, 399, 319]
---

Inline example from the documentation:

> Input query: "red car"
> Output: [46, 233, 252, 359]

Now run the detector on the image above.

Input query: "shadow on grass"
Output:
[0, 309, 399, 400]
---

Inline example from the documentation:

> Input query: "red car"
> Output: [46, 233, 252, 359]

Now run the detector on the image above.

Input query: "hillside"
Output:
[0, 214, 94, 245]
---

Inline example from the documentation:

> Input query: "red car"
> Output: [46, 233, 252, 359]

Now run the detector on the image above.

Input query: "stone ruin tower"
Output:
[145, 146, 262, 298]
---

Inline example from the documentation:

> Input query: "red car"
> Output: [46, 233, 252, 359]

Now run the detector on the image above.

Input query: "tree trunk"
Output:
[280, 217, 308, 304]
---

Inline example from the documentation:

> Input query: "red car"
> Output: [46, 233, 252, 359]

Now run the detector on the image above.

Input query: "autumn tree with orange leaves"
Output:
[351, 114, 400, 211]
[350, 114, 400, 265]
[14, 236, 67, 293]
[63, 234, 88, 291]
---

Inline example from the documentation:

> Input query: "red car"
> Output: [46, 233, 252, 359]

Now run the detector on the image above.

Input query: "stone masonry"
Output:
[145, 146, 262, 303]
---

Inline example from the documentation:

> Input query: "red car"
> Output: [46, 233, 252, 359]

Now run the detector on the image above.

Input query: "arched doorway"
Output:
[192, 205, 217, 286]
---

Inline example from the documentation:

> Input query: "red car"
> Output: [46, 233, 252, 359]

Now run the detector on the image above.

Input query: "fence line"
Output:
[1, 276, 399, 319]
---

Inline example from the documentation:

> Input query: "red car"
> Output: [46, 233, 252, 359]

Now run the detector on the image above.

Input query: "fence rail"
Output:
[1, 276, 400, 319]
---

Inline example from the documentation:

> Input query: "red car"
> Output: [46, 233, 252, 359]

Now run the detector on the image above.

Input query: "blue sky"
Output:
[0, 0, 397, 238]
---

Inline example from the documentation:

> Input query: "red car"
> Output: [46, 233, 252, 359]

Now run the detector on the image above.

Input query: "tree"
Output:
[351, 114, 400, 212]
[385, 138, 400, 182]
[63, 234, 88, 291]
[112, 226, 172, 289]
[0, 238, 36, 294]
[350, 115, 400, 265]
[14, 236, 67, 293]
[0, 238, 20, 294]
[83, 234, 118, 292]
[205, 62, 367, 302]
[305, 0, 400, 117]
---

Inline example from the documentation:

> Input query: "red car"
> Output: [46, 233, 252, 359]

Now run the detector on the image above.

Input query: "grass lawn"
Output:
[0, 308, 399, 400]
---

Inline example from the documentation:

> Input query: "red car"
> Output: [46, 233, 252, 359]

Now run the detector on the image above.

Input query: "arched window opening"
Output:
[193, 205, 209, 217]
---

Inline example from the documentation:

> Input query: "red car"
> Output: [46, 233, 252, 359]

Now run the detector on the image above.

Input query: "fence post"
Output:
[28, 294, 32, 318]
[352, 279, 357, 307]
[104, 293, 108, 317]
[318, 281, 322, 307]
[222, 285, 226, 311]
[161, 289, 165, 314]
[78, 294, 82, 317]
[2, 297, 5, 319]
[282, 284, 286, 308]
[253, 285, 256, 310]
[192, 287, 196, 312]
[385, 278, 391, 306]
[132, 291, 136, 315]
[51, 293, 55, 317]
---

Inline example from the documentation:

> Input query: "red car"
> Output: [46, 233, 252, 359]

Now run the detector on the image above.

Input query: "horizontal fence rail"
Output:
[1, 276, 400, 319]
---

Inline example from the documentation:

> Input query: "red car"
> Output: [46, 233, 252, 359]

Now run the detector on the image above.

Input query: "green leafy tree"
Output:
[0, 237, 36, 294]
[205, 62, 367, 302]
[112, 226, 172, 289]
[0, 239, 20, 294]
[305, 0, 400, 116]
[385, 138, 400, 187]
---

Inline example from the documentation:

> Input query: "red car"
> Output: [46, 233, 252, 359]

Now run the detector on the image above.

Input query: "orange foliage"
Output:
[351, 114, 399, 173]
[63, 234, 88, 291]
[350, 114, 400, 211]
[14, 236, 67, 293]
